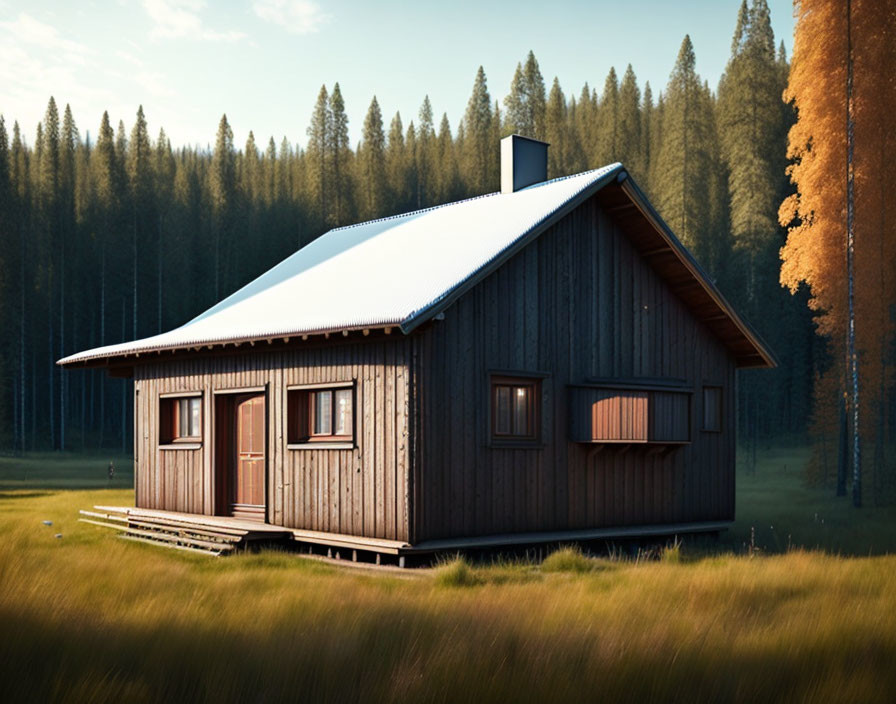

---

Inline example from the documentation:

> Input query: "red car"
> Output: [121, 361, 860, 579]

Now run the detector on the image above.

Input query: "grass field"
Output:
[1, 447, 895, 702]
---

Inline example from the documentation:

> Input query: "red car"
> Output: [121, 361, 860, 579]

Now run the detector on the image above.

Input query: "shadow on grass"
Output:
[2, 593, 894, 704]
[0, 491, 54, 501]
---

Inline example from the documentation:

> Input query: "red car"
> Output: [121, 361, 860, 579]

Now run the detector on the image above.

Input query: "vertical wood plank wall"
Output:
[414, 194, 737, 542]
[133, 339, 411, 541]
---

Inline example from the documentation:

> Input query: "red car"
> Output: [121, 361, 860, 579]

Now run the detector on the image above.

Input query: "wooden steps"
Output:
[80, 506, 292, 556]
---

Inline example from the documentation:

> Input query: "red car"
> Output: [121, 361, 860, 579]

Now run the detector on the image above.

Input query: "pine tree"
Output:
[329, 83, 352, 225]
[544, 77, 568, 178]
[306, 84, 331, 228]
[358, 96, 387, 219]
[154, 128, 175, 332]
[405, 121, 419, 209]
[210, 113, 235, 298]
[462, 66, 495, 194]
[718, 0, 782, 308]
[503, 51, 547, 140]
[574, 83, 603, 171]
[417, 95, 437, 205]
[436, 113, 461, 203]
[640, 82, 654, 190]
[128, 105, 153, 340]
[652, 36, 717, 265]
[595, 67, 619, 165]
[617, 65, 643, 179]
[386, 111, 407, 210]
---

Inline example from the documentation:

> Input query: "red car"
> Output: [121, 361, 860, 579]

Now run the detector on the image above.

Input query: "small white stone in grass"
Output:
[54, 534, 62, 539]
[43, 520, 52, 526]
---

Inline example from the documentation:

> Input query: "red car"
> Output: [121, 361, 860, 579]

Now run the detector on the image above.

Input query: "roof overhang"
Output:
[403, 169, 776, 369]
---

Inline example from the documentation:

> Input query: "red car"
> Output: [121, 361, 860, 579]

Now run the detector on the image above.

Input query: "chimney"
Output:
[501, 134, 549, 194]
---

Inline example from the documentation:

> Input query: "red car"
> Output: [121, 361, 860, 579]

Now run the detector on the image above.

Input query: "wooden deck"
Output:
[81, 506, 412, 557]
[81, 505, 727, 560]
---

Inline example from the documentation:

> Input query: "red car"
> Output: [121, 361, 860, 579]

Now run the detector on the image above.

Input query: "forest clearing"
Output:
[1, 448, 895, 703]
[2, 0, 895, 700]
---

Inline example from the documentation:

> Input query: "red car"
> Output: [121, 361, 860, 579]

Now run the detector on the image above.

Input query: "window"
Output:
[491, 376, 540, 443]
[288, 384, 354, 445]
[569, 383, 691, 445]
[702, 386, 722, 432]
[160, 394, 202, 443]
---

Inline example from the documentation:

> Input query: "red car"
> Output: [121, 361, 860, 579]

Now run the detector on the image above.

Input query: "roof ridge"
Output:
[327, 190, 499, 233]
[327, 163, 622, 235]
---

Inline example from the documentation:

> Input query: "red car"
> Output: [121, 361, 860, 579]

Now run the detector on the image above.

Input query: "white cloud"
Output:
[0, 12, 93, 58]
[141, 0, 245, 42]
[253, 0, 329, 35]
[0, 12, 105, 132]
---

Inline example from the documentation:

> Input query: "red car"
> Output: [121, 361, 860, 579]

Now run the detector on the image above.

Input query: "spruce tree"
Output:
[652, 36, 716, 265]
[359, 96, 387, 219]
[503, 52, 547, 140]
[640, 82, 654, 190]
[386, 111, 407, 210]
[617, 65, 643, 179]
[329, 83, 352, 225]
[306, 84, 331, 228]
[436, 113, 461, 203]
[524, 51, 547, 140]
[544, 77, 568, 178]
[128, 106, 153, 340]
[210, 113, 235, 298]
[595, 67, 619, 165]
[154, 128, 175, 331]
[461, 66, 495, 194]
[417, 95, 437, 205]
[405, 121, 420, 208]
[575, 82, 598, 168]
[718, 0, 782, 307]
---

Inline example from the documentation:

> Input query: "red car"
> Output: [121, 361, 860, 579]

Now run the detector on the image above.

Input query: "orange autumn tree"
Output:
[779, 0, 896, 504]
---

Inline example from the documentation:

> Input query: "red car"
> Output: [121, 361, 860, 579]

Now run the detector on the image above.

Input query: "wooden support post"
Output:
[375, 553, 381, 565]
[398, 555, 406, 568]
[327, 548, 332, 558]
[352, 549, 358, 562]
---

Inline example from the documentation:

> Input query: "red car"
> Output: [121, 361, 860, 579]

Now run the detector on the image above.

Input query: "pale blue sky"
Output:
[0, 0, 795, 150]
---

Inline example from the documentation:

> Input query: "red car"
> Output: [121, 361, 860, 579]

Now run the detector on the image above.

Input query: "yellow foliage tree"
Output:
[780, 0, 896, 503]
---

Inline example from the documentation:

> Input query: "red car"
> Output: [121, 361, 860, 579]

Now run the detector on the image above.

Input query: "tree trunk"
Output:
[99, 245, 105, 448]
[158, 213, 163, 333]
[837, 393, 848, 496]
[19, 218, 26, 454]
[845, 0, 861, 507]
[60, 213, 65, 451]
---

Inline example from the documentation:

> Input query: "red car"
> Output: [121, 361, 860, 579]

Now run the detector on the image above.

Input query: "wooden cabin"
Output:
[61, 135, 775, 558]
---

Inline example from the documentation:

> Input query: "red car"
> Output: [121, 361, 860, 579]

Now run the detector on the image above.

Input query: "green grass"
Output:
[730, 446, 896, 555]
[0, 452, 133, 490]
[1, 447, 895, 702]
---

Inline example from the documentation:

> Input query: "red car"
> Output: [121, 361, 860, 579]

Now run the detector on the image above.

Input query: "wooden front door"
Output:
[231, 394, 266, 521]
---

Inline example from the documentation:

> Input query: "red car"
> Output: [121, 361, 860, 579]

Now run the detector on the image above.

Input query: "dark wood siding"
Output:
[133, 338, 411, 541]
[413, 194, 737, 542]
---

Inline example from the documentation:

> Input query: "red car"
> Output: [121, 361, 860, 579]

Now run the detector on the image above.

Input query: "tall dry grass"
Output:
[2, 484, 896, 703]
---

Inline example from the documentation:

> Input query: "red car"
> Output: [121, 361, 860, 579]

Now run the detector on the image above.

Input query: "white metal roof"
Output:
[59, 164, 624, 365]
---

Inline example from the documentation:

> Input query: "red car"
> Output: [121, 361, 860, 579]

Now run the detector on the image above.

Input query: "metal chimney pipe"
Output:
[501, 134, 549, 194]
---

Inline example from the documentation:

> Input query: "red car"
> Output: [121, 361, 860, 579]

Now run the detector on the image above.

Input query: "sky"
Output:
[0, 0, 796, 151]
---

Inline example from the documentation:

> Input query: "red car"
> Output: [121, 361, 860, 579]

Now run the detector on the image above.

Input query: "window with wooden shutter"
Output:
[159, 394, 202, 444]
[287, 383, 355, 447]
